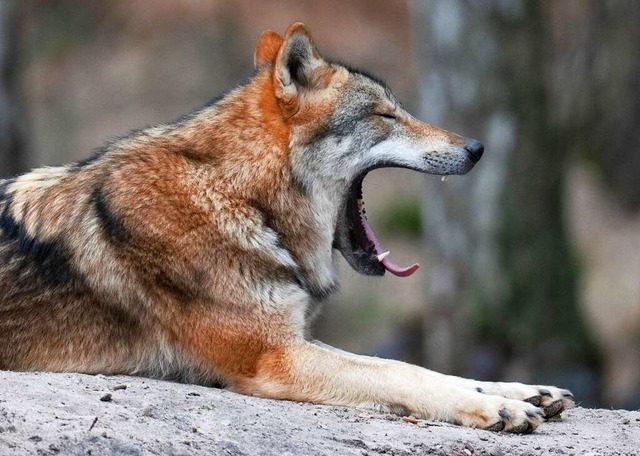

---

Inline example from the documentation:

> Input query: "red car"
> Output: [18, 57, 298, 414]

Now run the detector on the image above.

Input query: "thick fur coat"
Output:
[0, 23, 573, 432]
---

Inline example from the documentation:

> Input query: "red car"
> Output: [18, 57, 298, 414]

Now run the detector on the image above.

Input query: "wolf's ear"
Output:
[254, 30, 284, 68]
[274, 23, 326, 101]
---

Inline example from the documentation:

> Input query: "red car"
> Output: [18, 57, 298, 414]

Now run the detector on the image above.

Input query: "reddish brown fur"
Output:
[0, 20, 471, 389]
[254, 30, 285, 68]
[0, 48, 312, 380]
[0, 23, 569, 433]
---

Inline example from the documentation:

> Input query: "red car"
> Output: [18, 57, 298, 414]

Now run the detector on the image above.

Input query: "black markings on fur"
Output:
[245, 197, 337, 301]
[0, 195, 81, 290]
[248, 198, 303, 277]
[328, 59, 392, 92]
[153, 270, 199, 303]
[91, 185, 131, 244]
[74, 146, 108, 169]
[290, 172, 311, 195]
[294, 273, 338, 302]
[154, 271, 184, 298]
[246, 198, 279, 235]
[176, 147, 214, 164]
[106, 305, 140, 331]
[0, 178, 12, 197]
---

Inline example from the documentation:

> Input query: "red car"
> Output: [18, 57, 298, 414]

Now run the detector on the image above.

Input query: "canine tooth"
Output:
[441, 176, 448, 182]
[376, 251, 390, 262]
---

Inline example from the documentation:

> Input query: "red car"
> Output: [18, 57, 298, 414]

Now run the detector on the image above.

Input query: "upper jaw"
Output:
[333, 139, 483, 276]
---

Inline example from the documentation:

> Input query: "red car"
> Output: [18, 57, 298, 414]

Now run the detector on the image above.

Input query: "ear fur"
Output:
[274, 22, 326, 97]
[254, 30, 284, 68]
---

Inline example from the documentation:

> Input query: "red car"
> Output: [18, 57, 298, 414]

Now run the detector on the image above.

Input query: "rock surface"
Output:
[0, 371, 638, 455]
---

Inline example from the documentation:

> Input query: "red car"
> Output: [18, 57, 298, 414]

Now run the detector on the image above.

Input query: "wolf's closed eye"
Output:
[376, 112, 396, 120]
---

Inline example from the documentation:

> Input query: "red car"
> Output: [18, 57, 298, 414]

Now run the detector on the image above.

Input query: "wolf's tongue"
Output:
[360, 210, 420, 277]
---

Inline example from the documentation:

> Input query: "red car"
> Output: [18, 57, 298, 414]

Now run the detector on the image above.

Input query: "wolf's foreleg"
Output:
[231, 341, 545, 433]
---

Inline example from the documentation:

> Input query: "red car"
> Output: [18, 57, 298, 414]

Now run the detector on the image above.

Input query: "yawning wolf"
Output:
[0, 23, 573, 432]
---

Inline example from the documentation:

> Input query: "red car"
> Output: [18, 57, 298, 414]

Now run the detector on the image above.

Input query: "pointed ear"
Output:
[274, 22, 326, 98]
[254, 30, 284, 68]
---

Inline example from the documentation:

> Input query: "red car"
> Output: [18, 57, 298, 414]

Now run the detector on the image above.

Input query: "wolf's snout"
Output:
[464, 139, 484, 163]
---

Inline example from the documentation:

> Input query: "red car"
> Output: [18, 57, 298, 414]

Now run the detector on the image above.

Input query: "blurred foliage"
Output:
[378, 197, 422, 237]
[26, 7, 94, 60]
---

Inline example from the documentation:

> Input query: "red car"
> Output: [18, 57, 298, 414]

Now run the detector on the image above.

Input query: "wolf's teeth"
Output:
[441, 176, 448, 182]
[376, 251, 390, 262]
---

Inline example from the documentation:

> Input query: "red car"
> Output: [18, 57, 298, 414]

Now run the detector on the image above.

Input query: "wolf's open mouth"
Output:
[335, 168, 420, 278]
[333, 142, 482, 277]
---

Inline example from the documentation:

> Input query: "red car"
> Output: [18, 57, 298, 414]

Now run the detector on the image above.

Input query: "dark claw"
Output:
[543, 399, 564, 418]
[525, 410, 539, 418]
[486, 421, 505, 432]
[524, 395, 542, 406]
[539, 388, 552, 397]
[476, 387, 485, 393]
[561, 390, 574, 400]
[499, 408, 511, 420]
[512, 421, 534, 434]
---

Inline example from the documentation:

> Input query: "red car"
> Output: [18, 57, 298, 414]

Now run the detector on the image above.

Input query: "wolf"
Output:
[0, 23, 573, 432]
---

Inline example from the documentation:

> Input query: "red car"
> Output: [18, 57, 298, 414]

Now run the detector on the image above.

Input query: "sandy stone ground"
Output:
[0, 371, 638, 455]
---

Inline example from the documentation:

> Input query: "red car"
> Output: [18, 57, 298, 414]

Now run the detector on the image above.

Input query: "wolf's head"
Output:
[254, 23, 483, 278]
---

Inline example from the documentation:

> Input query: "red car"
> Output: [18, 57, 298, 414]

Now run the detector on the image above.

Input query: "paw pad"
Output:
[543, 399, 564, 418]
[511, 421, 534, 434]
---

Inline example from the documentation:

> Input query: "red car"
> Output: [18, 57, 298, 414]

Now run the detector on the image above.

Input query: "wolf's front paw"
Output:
[476, 382, 575, 419]
[459, 396, 544, 433]
[524, 386, 574, 419]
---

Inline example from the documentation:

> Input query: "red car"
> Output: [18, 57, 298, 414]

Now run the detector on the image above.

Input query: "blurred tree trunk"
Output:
[0, 0, 27, 177]
[410, 1, 590, 384]
[548, 1, 640, 209]
[548, 1, 640, 408]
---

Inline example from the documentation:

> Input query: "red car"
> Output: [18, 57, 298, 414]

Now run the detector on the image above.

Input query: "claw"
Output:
[561, 390, 574, 400]
[525, 410, 539, 418]
[499, 408, 511, 420]
[539, 388, 552, 397]
[524, 395, 542, 406]
[485, 421, 505, 432]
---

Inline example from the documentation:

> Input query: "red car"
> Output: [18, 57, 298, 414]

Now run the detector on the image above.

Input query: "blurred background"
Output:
[1, 0, 638, 410]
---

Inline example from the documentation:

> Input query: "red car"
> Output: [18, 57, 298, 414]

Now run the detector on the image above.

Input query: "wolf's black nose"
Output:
[464, 139, 484, 163]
